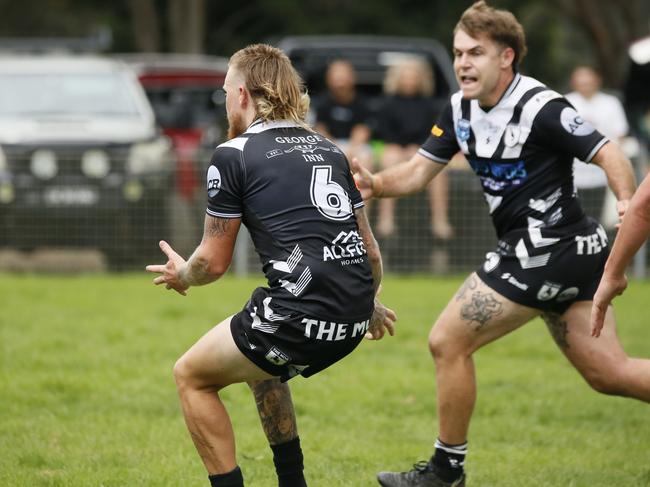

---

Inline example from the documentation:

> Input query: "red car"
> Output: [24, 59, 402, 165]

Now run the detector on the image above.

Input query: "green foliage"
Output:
[1, 274, 649, 486]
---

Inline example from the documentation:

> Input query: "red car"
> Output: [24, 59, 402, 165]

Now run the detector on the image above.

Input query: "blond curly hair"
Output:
[229, 43, 310, 127]
[383, 57, 435, 97]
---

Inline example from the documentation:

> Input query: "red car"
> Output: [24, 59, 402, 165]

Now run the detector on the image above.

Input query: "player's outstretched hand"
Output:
[145, 240, 189, 296]
[365, 298, 397, 340]
[350, 157, 376, 201]
[590, 273, 627, 337]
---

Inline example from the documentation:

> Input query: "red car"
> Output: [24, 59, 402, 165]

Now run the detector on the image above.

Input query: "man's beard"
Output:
[227, 111, 247, 140]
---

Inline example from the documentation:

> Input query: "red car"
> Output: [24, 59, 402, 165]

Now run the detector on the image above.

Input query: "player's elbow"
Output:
[366, 244, 382, 269]
[207, 259, 229, 279]
[195, 254, 229, 280]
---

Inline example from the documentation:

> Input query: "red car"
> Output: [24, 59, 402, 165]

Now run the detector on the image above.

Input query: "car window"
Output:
[0, 73, 142, 117]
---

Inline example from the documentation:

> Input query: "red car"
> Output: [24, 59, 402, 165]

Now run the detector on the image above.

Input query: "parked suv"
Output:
[0, 55, 174, 268]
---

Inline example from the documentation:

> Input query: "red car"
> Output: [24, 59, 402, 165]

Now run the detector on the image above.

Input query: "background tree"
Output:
[0, 0, 648, 90]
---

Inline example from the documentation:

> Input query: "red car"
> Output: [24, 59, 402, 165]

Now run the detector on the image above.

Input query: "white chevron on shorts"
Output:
[527, 217, 560, 248]
[515, 238, 551, 269]
[249, 298, 291, 335]
[262, 296, 289, 322]
[250, 305, 280, 334]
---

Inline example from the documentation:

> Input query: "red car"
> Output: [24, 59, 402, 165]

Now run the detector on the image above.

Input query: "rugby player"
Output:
[147, 43, 395, 487]
[351, 2, 650, 486]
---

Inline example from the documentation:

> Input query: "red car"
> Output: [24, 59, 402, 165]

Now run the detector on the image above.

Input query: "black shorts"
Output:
[230, 288, 372, 381]
[476, 219, 609, 314]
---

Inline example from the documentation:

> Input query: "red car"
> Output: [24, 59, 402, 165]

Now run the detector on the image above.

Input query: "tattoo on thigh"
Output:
[460, 291, 503, 330]
[542, 312, 570, 350]
[455, 275, 478, 302]
[250, 379, 298, 444]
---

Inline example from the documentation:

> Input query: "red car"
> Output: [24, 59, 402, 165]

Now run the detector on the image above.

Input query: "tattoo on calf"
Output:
[250, 379, 298, 444]
[542, 312, 570, 349]
[456, 275, 478, 301]
[460, 291, 504, 330]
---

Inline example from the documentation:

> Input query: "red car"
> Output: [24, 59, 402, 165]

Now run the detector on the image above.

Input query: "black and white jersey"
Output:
[420, 73, 608, 241]
[206, 119, 374, 320]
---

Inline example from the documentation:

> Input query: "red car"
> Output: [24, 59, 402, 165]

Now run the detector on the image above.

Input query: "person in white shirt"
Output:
[566, 65, 629, 229]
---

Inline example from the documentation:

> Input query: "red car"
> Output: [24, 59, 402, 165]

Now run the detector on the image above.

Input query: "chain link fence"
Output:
[5, 144, 646, 276]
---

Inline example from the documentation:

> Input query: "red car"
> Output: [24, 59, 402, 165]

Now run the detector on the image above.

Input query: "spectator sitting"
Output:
[376, 57, 453, 270]
[312, 59, 374, 172]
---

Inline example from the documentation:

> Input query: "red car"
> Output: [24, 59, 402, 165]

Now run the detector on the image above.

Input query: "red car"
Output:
[122, 53, 228, 201]
[119, 54, 230, 253]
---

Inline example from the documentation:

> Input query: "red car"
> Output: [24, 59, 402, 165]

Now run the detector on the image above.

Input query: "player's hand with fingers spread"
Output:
[365, 298, 397, 340]
[350, 156, 380, 201]
[145, 240, 190, 296]
[590, 273, 628, 337]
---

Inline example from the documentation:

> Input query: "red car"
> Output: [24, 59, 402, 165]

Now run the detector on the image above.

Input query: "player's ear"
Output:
[500, 47, 515, 70]
[238, 85, 249, 108]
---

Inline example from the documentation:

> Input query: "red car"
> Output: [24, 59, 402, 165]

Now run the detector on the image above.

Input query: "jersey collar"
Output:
[246, 119, 303, 134]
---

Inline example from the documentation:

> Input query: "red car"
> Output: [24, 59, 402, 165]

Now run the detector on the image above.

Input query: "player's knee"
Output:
[173, 354, 194, 391]
[428, 326, 459, 361]
[581, 367, 626, 396]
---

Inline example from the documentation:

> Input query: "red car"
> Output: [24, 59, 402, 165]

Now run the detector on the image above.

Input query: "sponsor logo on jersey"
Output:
[500, 272, 529, 291]
[575, 225, 608, 255]
[323, 230, 367, 265]
[266, 144, 341, 160]
[560, 107, 596, 136]
[431, 125, 444, 137]
[470, 159, 527, 181]
[274, 135, 324, 144]
[302, 317, 370, 341]
[456, 118, 471, 142]
[206, 165, 221, 197]
[537, 281, 562, 301]
[469, 159, 528, 190]
[483, 251, 501, 273]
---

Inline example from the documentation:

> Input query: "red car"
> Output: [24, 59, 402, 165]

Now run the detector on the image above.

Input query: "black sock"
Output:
[208, 466, 244, 487]
[271, 437, 307, 487]
[431, 438, 467, 482]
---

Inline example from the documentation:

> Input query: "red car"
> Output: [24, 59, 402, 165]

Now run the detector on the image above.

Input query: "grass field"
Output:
[1, 273, 649, 487]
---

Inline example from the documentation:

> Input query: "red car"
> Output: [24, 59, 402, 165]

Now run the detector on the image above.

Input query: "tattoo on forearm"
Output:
[205, 217, 230, 237]
[460, 291, 503, 330]
[456, 275, 478, 301]
[542, 312, 570, 349]
[249, 379, 298, 444]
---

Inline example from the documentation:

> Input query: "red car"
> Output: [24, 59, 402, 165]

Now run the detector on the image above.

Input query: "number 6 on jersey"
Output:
[310, 165, 353, 221]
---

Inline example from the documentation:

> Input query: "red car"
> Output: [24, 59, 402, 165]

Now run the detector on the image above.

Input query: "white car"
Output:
[0, 55, 173, 268]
